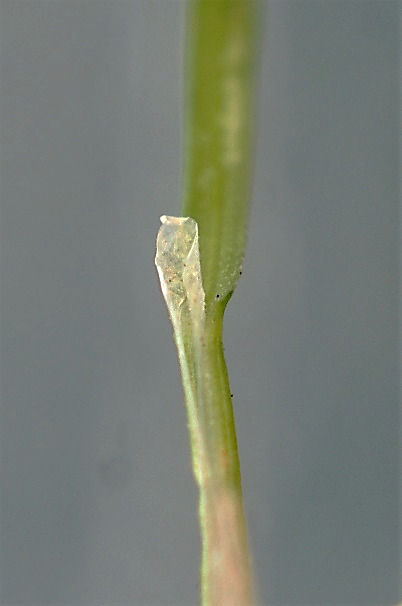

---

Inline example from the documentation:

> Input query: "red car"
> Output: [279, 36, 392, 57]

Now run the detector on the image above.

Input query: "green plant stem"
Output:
[155, 217, 254, 603]
[178, 1, 259, 604]
[195, 311, 253, 606]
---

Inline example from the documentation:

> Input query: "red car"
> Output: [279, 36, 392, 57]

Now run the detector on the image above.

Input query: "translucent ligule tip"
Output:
[155, 216, 205, 322]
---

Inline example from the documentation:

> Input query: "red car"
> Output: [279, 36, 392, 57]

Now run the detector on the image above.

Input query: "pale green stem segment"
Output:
[155, 1, 259, 604]
[155, 216, 254, 606]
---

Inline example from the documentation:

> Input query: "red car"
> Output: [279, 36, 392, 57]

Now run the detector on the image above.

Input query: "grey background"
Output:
[1, 1, 400, 604]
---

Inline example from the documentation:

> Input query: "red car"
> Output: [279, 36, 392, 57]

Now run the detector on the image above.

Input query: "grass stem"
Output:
[156, 2, 259, 603]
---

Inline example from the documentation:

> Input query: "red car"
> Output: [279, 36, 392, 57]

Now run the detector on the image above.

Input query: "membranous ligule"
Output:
[155, 215, 208, 485]
[155, 215, 205, 331]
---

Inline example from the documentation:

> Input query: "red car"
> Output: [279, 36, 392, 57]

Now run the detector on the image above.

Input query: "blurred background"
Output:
[1, 1, 400, 604]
